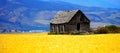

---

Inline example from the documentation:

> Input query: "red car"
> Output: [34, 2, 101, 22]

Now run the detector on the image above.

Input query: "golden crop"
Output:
[0, 33, 120, 53]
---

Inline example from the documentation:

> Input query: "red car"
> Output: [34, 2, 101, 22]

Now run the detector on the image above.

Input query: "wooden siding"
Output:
[50, 24, 65, 33]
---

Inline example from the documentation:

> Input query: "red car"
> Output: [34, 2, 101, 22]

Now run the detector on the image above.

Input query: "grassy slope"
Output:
[0, 33, 120, 53]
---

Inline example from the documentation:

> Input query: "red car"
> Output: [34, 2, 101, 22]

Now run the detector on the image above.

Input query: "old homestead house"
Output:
[50, 10, 90, 33]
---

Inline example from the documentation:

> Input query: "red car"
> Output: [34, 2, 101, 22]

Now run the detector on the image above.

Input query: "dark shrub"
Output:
[94, 27, 109, 34]
[105, 25, 118, 33]
[94, 25, 120, 34]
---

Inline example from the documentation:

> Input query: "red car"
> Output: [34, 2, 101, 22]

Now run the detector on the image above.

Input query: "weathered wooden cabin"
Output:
[50, 10, 90, 33]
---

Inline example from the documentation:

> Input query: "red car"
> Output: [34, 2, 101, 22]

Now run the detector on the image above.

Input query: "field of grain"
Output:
[0, 33, 120, 53]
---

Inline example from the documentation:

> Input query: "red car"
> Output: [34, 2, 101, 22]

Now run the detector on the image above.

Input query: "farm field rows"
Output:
[0, 33, 120, 53]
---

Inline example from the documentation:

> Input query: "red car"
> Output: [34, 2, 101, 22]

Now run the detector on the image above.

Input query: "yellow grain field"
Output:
[0, 33, 120, 53]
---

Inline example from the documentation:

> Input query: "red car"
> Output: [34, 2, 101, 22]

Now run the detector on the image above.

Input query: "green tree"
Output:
[94, 25, 120, 34]
[94, 27, 109, 34]
[105, 25, 118, 33]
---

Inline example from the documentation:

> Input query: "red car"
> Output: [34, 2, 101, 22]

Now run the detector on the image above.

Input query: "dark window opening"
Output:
[77, 23, 80, 31]
[80, 14, 84, 21]
[80, 18, 84, 21]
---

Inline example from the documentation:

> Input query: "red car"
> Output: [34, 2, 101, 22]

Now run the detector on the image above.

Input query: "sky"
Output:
[41, 0, 120, 9]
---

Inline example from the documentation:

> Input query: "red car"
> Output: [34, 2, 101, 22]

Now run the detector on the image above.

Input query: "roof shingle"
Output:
[50, 10, 79, 24]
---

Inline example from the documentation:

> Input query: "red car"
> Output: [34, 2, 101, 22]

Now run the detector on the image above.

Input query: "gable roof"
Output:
[50, 10, 89, 24]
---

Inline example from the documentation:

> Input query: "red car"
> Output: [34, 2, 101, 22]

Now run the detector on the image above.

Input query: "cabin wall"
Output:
[50, 24, 54, 32]
[65, 12, 81, 33]
[80, 22, 90, 32]
[65, 12, 90, 33]
[50, 24, 65, 33]
[64, 24, 76, 33]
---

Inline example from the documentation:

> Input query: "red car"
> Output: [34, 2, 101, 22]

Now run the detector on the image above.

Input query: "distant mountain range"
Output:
[0, 0, 120, 32]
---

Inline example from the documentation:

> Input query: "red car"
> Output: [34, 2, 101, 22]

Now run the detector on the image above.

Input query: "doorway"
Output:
[77, 23, 80, 31]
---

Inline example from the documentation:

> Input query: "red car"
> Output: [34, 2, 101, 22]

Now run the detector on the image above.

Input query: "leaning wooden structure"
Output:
[50, 10, 90, 33]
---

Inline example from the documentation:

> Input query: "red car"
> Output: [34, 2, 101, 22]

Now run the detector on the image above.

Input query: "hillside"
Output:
[0, 33, 120, 53]
[0, 0, 120, 32]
